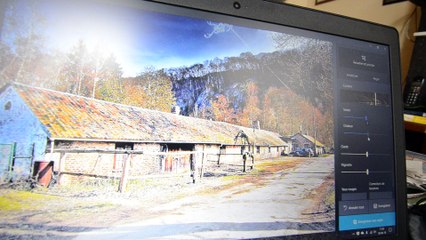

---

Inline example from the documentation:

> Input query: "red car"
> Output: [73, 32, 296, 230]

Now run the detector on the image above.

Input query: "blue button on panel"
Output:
[339, 212, 395, 231]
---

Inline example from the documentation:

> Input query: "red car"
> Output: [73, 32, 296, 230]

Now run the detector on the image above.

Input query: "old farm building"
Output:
[291, 133, 326, 156]
[0, 83, 289, 184]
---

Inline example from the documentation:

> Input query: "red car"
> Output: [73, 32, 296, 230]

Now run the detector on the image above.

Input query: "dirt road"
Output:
[77, 156, 335, 239]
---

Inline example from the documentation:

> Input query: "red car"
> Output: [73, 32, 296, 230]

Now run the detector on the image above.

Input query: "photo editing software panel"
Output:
[336, 44, 396, 237]
[0, 0, 405, 239]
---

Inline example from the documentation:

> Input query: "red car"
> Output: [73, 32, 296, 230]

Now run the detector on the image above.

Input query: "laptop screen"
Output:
[0, 0, 406, 239]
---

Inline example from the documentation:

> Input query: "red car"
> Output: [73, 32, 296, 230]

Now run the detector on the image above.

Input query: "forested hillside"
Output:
[163, 45, 333, 146]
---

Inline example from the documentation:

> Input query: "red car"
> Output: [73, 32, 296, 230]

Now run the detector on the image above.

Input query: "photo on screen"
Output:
[0, 0, 339, 238]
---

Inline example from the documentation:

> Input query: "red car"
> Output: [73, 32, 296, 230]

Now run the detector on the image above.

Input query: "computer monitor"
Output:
[0, 0, 407, 239]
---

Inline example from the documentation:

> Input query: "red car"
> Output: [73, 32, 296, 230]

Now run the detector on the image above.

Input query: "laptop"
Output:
[0, 0, 407, 239]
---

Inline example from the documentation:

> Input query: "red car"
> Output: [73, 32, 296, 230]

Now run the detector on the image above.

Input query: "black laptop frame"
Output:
[0, 0, 407, 239]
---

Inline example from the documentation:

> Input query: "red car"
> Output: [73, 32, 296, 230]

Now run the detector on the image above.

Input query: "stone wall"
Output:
[55, 141, 194, 184]
[52, 141, 285, 185]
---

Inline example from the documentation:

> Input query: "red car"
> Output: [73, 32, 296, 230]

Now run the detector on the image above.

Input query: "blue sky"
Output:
[10, 0, 277, 77]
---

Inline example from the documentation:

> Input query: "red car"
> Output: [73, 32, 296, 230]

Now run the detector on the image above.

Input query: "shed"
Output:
[291, 133, 325, 155]
[0, 83, 288, 183]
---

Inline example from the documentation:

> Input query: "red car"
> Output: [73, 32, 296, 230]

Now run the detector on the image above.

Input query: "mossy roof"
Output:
[11, 83, 286, 146]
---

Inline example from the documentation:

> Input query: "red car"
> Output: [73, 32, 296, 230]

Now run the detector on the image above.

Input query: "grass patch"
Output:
[221, 174, 245, 181]
[49, 178, 121, 197]
[0, 190, 58, 211]
[126, 178, 161, 189]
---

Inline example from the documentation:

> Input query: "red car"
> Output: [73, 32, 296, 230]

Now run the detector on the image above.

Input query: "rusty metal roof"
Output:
[10, 83, 286, 146]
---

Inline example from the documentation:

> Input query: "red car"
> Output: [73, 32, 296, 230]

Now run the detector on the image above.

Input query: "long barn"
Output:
[0, 83, 289, 184]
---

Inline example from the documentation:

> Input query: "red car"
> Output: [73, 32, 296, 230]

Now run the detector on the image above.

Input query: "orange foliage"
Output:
[211, 95, 235, 122]
[240, 82, 261, 127]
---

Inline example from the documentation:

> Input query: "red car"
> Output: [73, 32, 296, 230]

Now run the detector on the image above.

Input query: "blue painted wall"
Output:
[0, 86, 50, 181]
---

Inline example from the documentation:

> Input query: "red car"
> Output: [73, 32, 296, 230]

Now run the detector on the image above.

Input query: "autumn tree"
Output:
[95, 54, 124, 102]
[239, 82, 261, 127]
[261, 86, 333, 147]
[124, 68, 176, 112]
[211, 94, 235, 122]
[262, 87, 279, 131]
[121, 84, 147, 107]
[261, 87, 297, 135]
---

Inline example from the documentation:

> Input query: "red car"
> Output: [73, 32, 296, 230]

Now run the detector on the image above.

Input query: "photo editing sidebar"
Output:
[335, 44, 396, 238]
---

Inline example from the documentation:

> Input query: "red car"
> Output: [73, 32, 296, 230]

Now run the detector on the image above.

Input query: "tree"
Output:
[261, 87, 296, 135]
[96, 54, 124, 102]
[121, 83, 147, 107]
[58, 40, 93, 95]
[0, 41, 15, 87]
[262, 87, 279, 131]
[211, 94, 235, 122]
[0, 0, 56, 88]
[239, 82, 261, 127]
[125, 68, 176, 112]
[260, 86, 333, 147]
[272, 33, 333, 109]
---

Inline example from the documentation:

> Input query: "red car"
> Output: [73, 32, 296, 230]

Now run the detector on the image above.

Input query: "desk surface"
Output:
[406, 151, 426, 206]
[405, 114, 426, 133]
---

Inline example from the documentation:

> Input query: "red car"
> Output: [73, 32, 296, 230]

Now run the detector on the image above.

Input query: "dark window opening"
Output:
[113, 142, 134, 170]
[166, 143, 194, 151]
[4, 101, 11, 111]
[115, 142, 134, 150]
[163, 143, 195, 172]
[160, 144, 168, 152]
[256, 146, 260, 154]
[220, 145, 226, 154]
